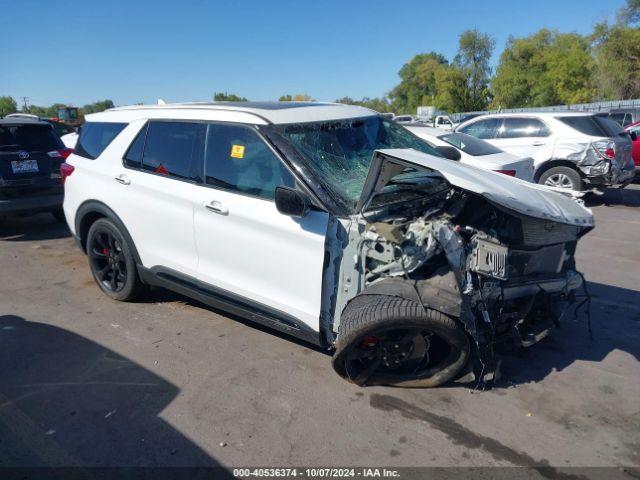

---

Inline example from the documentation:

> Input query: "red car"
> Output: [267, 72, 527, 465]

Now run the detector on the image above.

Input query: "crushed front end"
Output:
[330, 149, 594, 387]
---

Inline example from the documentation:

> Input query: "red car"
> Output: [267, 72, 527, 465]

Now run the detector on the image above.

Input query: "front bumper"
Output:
[0, 193, 63, 214]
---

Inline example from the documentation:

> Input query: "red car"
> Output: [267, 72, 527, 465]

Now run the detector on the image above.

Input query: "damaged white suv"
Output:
[62, 102, 594, 387]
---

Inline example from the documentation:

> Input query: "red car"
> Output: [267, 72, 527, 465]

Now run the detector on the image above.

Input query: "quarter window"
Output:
[123, 123, 147, 168]
[141, 121, 204, 181]
[204, 124, 294, 200]
[458, 118, 502, 139]
[500, 118, 551, 138]
[75, 122, 126, 159]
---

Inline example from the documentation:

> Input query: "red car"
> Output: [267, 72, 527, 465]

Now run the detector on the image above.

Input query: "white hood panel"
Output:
[362, 149, 594, 227]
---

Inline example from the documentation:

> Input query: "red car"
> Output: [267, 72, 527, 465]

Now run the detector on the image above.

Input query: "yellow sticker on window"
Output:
[230, 145, 245, 159]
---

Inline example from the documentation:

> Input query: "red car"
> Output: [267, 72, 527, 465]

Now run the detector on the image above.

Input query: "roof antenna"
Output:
[157, 98, 166, 105]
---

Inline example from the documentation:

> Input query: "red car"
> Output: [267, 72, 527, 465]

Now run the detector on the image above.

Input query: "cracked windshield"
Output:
[278, 116, 442, 210]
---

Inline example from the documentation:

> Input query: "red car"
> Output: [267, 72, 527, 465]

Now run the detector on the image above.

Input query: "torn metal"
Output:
[326, 149, 594, 385]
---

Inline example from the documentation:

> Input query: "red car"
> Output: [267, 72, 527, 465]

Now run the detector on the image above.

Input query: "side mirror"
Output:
[630, 131, 637, 141]
[434, 145, 462, 161]
[275, 186, 309, 217]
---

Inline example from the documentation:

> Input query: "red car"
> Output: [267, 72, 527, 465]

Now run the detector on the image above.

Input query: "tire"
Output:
[86, 218, 144, 301]
[332, 294, 470, 388]
[51, 207, 66, 223]
[538, 166, 584, 191]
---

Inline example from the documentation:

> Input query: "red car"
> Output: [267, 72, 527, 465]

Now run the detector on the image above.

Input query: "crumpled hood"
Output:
[358, 149, 595, 227]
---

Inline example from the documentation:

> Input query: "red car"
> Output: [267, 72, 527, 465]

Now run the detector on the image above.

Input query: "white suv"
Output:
[456, 112, 636, 191]
[62, 102, 594, 387]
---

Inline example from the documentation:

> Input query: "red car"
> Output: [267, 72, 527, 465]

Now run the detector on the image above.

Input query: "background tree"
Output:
[388, 52, 449, 114]
[452, 29, 495, 111]
[592, 1, 640, 99]
[80, 100, 114, 115]
[617, 0, 640, 24]
[279, 94, 313, 101]
[0, 96, 18, 116]
[213, 92, 247, 102]
[492, 29, 595, 108]
[335, 96, 393, 112]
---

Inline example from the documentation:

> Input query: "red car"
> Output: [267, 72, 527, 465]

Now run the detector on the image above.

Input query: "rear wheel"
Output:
[332, 295, 469, 388]
[539, 166, 584, 191]
[86, 218, 144, 301]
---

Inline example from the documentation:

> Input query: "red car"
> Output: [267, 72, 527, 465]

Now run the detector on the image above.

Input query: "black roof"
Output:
[0, 117, 51, 127]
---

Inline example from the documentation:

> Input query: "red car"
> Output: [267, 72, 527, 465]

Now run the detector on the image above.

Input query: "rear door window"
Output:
[204, 124, 294, 200]
[141, 121, 204, 181]
[499, 118, 551, 138]
[75, 122, 127, 159]
[0, 124, 63, 152]
[458, 118, 502, 139]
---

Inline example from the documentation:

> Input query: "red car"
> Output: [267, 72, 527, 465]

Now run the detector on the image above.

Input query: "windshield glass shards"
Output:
[274, 116, 442, 211]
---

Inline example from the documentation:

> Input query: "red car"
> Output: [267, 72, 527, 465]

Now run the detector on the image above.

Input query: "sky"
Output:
[0, 0, 625, 108]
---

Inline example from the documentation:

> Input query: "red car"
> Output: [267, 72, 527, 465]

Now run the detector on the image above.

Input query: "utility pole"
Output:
[20, 96, 29, 112]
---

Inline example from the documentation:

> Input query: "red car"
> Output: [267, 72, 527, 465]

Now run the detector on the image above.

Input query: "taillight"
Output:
[495, 169, 516, 176]
[593, 140, 616, 160]
[47, 148, 73, 160]
[60, 162, 75, 186]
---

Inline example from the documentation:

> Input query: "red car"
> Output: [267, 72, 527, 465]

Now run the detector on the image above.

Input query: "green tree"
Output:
[492, 29, 595, 108]
[81, 100, 114, 114]
[452, 29, 495, 111]
[279, 94, 313, 101]
[0, 96, 18, 116]
[335, 96, 393, 112]
[592, 0, 640, 100]
[617, 0, 640, 24]
[213, 92, 247, 102]
[388, 52, 449, 114]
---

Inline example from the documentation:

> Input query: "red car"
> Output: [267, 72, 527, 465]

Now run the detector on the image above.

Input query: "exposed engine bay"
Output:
[326, 150, 594, 387]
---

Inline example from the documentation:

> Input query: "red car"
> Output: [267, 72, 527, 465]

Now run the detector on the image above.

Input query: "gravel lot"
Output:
[0, 185, 639, 473]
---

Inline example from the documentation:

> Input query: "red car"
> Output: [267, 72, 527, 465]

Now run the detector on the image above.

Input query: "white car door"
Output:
[107, 119, 203, 277]
[192, 123, 329, 333]
[490, 117, 555, 167]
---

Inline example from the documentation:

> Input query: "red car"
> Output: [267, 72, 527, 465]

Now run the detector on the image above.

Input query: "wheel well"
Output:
[75, 201, 142, 265]
[534, 160, 583, 183]
[78, 211, 106, 252]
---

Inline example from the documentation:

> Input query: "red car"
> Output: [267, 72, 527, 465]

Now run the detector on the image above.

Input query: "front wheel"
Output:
[538, 166, 584, 191]
[332, 295, 470, 388]
[86, 218, 144, 301]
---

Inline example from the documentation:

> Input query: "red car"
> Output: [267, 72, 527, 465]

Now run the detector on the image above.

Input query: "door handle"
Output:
[532, 141, 545, 146]
[204, 201, 229, 216]
[114, 174, 131, 185]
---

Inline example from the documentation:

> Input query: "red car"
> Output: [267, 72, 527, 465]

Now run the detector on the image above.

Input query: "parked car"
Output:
[392, 114, 415, 124]
[456, 112, 635, 191]
[599, 108, 640, 128]
[432, 115, 454, 130]
[0, 117, 72, 220]
[62, 102, 594, 387]
[624, 121, 640, 173]
[405, 125, 534, 181]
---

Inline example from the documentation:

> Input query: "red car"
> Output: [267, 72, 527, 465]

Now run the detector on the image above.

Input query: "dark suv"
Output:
[0, 117, 72, 220]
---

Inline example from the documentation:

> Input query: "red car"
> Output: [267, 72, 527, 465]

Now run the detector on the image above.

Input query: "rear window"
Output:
[0, 124, 64, 152]
[439, 132, 502, 156]
[556, 116, 608, 137]
[75, 122, 127, 159]
[594, 116, 625, 137]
